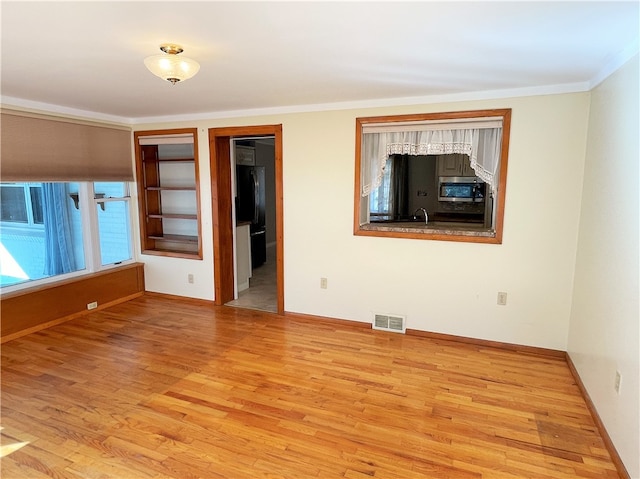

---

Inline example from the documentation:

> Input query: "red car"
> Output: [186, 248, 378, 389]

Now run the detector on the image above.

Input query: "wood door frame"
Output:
[209, 125, 284, 314]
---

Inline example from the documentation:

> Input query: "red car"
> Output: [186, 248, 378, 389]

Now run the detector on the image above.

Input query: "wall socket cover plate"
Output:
[497, 292, 507, 305]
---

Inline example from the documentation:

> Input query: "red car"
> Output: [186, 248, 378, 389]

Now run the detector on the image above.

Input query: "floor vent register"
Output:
[372, 314, 406, 334]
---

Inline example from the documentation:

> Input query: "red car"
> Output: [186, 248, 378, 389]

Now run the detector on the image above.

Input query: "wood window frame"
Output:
[353, 108, 511, 244]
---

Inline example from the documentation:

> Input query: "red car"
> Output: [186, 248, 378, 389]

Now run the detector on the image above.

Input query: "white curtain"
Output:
[369, 158, 393, 216]
[361, 128, 502, 196]
[469, 128, 502, 190]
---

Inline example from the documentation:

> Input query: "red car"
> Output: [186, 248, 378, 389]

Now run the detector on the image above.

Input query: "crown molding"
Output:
[589, 36, 639, 89]
[0, 97, 133, 125]
[130, 82, 591, 125]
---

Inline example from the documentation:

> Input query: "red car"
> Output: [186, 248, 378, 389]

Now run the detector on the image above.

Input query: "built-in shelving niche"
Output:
[134, 128, 202, 259]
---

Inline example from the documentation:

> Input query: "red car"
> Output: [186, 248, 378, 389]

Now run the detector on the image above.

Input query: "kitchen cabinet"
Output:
[134, 128, 202, 259]
[437, 154, 476, 177]
[236, 222, 252, 292]
[235, 145, 256, 165]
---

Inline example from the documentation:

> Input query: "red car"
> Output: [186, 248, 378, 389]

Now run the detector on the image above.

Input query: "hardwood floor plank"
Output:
[1, 294, 621, 478]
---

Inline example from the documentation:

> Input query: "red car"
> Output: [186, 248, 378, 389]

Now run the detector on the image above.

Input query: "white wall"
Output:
[568, 54, 639, 478]
[134, 92, 590, 352]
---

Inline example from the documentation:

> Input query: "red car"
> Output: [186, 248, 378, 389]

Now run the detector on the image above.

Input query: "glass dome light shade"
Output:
[144, 51, 200, 85]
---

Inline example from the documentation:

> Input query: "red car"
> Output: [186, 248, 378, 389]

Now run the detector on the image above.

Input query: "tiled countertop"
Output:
[362, 221, 494, 237]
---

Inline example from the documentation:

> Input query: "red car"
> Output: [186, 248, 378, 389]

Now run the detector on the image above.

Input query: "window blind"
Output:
[0, 109, 133, 182]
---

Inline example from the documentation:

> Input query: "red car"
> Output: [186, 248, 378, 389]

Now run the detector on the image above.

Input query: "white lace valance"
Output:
[361, 128, 502, 196]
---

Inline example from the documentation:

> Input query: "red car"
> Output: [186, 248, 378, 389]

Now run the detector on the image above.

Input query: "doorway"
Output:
[208, 125, 284, 314]
[226, 137, 276, 312]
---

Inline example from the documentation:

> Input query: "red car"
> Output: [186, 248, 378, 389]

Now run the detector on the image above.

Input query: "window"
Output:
[94, 182, 132, 266]
[0, 182, 133, 289]
[0, 183, 43, 225]
[354, 109, 511, 244]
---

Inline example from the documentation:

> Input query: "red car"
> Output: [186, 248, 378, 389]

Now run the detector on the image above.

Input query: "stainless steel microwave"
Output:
[438, 176, 486, 203]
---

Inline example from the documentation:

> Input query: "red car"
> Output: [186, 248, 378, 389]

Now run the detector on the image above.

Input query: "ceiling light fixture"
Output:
[144, 44, 200, 85]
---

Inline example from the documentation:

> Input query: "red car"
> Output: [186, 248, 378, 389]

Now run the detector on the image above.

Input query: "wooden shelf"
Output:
[134, 128, 202, 260]
[147, 234, 198, 244]
[148, 213, 198, 220]
[141, 248, 200, 259]
[151, 157, 195, 162]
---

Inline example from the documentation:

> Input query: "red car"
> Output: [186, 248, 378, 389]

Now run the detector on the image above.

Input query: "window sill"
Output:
[357, 222, 500, 243]
[0, 261, 140, 298]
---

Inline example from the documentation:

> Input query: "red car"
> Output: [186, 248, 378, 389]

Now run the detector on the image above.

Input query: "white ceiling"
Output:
[1, 1, 638, 123]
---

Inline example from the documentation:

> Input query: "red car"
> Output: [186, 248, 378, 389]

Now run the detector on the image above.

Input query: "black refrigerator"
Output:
[236, 165, 267, 268]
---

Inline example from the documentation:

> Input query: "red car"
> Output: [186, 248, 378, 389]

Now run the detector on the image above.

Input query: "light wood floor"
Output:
[1, 294, 619, 478]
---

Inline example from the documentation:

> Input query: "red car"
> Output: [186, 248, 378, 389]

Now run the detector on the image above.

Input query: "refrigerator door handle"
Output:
[252, 170, 260, 224]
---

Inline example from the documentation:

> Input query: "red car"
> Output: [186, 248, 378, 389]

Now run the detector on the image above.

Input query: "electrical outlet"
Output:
[320, 277, 328, 289]
[188, 274, 194, 284]
[87, 301, 98, 310]
[497, 292, 507, 306]
[614, 371, 622, 394]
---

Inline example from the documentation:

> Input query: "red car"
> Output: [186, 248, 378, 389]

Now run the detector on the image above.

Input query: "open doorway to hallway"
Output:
[226, 137, 277, 313]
